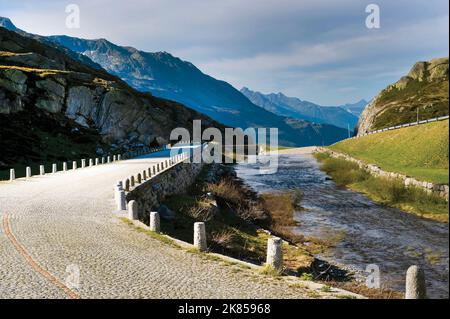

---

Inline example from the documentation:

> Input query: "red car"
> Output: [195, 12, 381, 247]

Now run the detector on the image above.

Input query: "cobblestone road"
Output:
[0, 153, 342, 299]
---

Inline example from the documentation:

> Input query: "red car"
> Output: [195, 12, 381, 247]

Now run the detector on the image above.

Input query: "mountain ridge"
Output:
[0, 17, 350, 147]
[356, 57, 449, 135]
[240, 87, 364, 130]
[0, 26, 220, 171]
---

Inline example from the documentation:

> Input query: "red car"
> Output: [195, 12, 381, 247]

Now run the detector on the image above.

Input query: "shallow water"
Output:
[236, 154, 449, 298]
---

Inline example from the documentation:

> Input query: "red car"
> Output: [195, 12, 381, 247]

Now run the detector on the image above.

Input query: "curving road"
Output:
[0, 149, 328, 299]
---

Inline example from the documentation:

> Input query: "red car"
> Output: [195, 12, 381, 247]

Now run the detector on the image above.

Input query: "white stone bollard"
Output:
[63, 162, 68, 171]
[52, 163, 57, 173]
[405, 265, 427, 299]
[73, 161, 77, 170]
[95, 158, 99, 165]
[128, 200, 138, 220]
[107, 156, 111, 163]
[118, 154, 121, 161]
[266, 237, 283, 271]
[26, 166, 31, 179]
[117, 189, 126, 211]
[149, 212, 160, 233]
[102, 157, 105, 164]
[193, 222, 207, 252]
[10, 169, 15, 181]
[89, 159, 93, 167]
[113, 155, 117, 162]
[39, 165, 45, 176]
[81, 159, 86, 168]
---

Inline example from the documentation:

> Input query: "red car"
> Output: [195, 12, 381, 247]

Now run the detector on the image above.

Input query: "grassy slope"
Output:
[315, 153, 449, 222]
[331, 120, 449, 184]
[373, 79, 449, 130]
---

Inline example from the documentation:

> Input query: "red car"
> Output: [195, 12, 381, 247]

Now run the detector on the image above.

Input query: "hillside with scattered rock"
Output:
[356, 57, 449, 135]
[0, 17, 349, 147]
[0, 26, 220, 172]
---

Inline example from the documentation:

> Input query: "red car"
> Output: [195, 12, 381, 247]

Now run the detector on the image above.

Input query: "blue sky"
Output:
[1, 0, 448, 105]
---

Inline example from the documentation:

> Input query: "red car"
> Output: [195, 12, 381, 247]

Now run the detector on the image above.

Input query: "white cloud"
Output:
[1, 0, 447, 105]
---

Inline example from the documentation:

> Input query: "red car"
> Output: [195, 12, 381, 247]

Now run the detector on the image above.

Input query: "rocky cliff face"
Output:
[0, 27, 220, 170]
[357, 57, 449, 135]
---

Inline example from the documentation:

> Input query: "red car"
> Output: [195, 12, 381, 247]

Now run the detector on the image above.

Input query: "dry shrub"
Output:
[260, 191, 306, 244]
[330, 281, 404, 299]
[206, 180, 245, 204]
[211, 230, 236, 248]
[206, 179, 270, 224]
[260, 192, 298, 227]
[185, 200, 216, 221]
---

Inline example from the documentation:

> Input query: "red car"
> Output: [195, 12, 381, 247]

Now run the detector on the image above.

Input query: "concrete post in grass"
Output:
[63, 162, 68, 171]
[52, 163, 57, 173]
[405, 265, 427, 299]
[40, 165, 45, 176]
[10, 169, 15, 181]
[128, 200, 138, 220]
[266, 237, 283, 271]
[26, 166, 31, 179]
[150, 212, 160, 233]
[73, 161, 77, 170]
[193, 222, 207, 252]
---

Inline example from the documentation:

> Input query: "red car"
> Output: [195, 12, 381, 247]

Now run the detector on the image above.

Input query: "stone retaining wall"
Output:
[315, 147, 449, 201]
[126, 162, 204, 222]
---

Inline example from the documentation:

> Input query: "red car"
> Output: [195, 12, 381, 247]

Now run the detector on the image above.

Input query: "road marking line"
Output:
[2, 213, 80, 299]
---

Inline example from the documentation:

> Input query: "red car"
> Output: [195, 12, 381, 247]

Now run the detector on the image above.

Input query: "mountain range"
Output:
[0, 17, 354, 146]
[0, 26, 221, 171]
[240, 87, 366, 129]
[0, 17, 356, 146]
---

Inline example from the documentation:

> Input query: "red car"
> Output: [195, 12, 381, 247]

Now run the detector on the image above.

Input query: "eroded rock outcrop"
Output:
[357, 57, 449, 135]
[0, 26, 220, 151]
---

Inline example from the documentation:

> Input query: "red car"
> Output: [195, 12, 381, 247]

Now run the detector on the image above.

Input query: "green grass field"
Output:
[314, 153, 449, 222]
[330, 120, 449, 184]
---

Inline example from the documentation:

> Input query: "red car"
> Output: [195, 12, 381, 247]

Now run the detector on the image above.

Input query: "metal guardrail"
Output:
[350, 115, 449, 140]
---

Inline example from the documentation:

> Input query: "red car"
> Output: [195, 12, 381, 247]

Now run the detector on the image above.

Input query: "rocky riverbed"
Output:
[236, 152, 449, 299]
